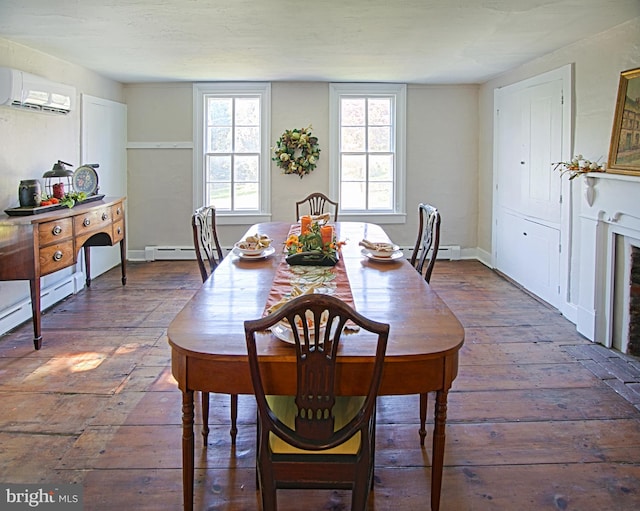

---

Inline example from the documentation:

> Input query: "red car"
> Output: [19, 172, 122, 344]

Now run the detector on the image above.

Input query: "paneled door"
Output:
[80, 94, 127, 278]
[494, 69, 567, 309]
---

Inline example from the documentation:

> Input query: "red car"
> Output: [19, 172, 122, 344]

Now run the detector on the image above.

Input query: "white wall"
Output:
[478, 17, 640, 326]
[124, 81, 479, 254]
[0, 37, 124, 321]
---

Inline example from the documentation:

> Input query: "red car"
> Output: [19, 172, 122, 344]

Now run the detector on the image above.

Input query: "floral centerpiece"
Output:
[272, 125, 320, 178]
[553, 154, 605, 180]
[284, 218, 342, 266]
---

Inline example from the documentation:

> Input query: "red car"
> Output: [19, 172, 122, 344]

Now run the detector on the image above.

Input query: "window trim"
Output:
[329, 83, 407, 223]
[193, 82, 271, 225]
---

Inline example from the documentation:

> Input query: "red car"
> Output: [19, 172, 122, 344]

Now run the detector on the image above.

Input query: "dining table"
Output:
[168, 221, 464, 511]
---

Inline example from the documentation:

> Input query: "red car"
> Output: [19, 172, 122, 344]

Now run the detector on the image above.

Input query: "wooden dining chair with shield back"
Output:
[244, 293, 390, 511]
[191, 206, 238, 445]
[409, 202, 441, 446]
[295, 192, 339, 222]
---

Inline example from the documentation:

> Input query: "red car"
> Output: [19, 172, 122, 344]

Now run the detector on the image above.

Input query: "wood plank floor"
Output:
[1, 260, 640, 510]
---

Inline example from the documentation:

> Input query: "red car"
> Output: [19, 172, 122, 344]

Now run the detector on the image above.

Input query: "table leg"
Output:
[182, 389, 195, 511]
[431, 389, 448, 511]
[83, 245, 92, 288]
[28, 278, 42, 350]
[119, 239, 127, 285]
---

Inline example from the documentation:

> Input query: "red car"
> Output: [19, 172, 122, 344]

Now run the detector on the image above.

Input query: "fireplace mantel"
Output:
[577, 172, 640, 351]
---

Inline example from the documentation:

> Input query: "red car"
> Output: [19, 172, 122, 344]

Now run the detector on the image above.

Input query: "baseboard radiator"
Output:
[144, 245, 461, 261]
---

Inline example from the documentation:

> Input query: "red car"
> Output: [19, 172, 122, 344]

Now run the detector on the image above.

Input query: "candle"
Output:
[301, 215, 312, 235]
[321, 225, 333, 246]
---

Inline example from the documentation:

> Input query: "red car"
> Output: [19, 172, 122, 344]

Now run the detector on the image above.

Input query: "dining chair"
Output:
[295, 192, 339, 222]
[409, 203, 441, 446]
[244, 294, 389, 511]
[191, 206, 238, 445]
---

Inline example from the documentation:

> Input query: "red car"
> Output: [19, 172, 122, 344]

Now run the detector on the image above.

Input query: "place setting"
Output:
[232, 233, 275, 260]
[358, 239, 404, 262]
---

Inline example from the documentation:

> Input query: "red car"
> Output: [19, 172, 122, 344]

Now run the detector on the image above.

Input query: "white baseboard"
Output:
[0, 275, 77, 337]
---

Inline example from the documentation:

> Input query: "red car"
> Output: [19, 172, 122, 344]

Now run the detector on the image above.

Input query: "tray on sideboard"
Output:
[4, 194, 105, 216]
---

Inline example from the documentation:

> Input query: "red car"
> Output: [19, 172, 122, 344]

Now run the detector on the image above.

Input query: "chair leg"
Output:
[201, 391, 210, 447]
[419, 392, 428, 446]
[230, 394, 238, 444]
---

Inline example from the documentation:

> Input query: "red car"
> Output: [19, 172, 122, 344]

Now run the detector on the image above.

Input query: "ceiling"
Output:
[0, 0, 638, 85]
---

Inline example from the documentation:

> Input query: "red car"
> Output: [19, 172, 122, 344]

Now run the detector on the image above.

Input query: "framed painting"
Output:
[608, 67, 640, 175]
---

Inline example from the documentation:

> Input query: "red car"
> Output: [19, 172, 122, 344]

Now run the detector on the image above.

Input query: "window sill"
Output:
[216, 213, 272, 226]
[337, 213, 407, 224]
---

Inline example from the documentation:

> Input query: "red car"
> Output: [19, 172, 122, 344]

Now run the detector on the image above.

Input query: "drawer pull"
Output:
[52, 225, 62, 236]
[116, 207, 121, 215]
[117, 227, 122, 235]
[102, 212, 108, 221]
[83, 218, 91, 227]
[53, 250, 63, 261]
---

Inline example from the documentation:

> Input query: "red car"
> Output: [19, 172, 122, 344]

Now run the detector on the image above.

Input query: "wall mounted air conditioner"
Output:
[0, 67, 75, 115]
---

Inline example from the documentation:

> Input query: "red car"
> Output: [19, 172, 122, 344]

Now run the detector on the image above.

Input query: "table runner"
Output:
[263, 224, 356, 322]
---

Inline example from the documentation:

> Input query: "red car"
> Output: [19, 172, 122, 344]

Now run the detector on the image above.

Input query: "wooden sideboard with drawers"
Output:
[0, 196, 127, 349]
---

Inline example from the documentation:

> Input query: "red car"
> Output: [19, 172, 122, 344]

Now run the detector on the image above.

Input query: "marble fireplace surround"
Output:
[577, 172, 640, 353]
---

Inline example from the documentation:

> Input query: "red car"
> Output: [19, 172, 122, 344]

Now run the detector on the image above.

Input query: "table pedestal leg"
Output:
[431, 389, 448, 511]
[182, 389, 195, 511]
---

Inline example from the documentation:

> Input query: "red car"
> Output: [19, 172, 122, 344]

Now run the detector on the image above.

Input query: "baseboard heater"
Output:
[144, 245, 461, 261]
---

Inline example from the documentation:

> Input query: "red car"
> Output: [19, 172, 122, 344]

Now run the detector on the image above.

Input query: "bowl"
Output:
[234, 240, 269, 256]
[369, 243, 399, 258]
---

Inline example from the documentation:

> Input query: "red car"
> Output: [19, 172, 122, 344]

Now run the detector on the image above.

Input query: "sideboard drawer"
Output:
[39, 241, 75, 275]
[113, 219, 125, 243]
[112, 202, 124, 221]
[74, 206, 112, 236]
[38, 218, 73, 246]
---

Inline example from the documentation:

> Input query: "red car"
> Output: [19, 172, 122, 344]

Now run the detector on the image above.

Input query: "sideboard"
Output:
[0, 196, 127, 349]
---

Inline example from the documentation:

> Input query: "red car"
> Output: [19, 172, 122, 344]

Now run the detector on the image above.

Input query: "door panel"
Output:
[495, 76, 564, 308]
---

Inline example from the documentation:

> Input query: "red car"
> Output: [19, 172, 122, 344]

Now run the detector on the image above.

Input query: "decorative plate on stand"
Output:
[72, 165, 99, 195]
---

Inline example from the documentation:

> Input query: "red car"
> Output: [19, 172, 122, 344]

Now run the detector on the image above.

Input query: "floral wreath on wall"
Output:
[272, 125, 320, 178]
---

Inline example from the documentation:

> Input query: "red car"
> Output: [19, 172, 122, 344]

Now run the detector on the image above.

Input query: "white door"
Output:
[81, 95, 127, 278]
[494, 72, 566, 308]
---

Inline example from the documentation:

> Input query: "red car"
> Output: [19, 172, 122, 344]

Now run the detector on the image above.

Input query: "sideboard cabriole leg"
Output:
[29, 278, 42, 350]
[431, 389, 448, 511]
[182, 389, 195, 511]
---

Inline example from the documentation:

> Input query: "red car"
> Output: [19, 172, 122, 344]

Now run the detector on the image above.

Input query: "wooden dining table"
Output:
[168, 221, 464, 511]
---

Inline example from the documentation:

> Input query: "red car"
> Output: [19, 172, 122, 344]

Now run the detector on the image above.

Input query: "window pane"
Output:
[235, 155, 259, 182]
[210, 182, 231, 210]
[342, 126, 365, 152]
[208, 155, 231, 181]
[368, 126, 391, 152]
[341, 182, 366, 209]
[234, 183, 259, 210]
[368, 98, 391, 125]
[235, 126, 260, 152]
[341, 98, 365, 125]
[342, 154, 366, 180]
[208, 98, 232, 125]
[369, 154, 393, 181]
[368, 182, 393, 209]
[208, 127, 232, 152]
[235, 98, 260, 125]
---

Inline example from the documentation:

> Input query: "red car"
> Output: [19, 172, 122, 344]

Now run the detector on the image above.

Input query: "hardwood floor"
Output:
[1, 260, 639, 510]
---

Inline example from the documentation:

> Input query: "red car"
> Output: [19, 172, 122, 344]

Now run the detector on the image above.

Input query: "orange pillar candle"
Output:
[301, 215, 312, 235]
[321, 225, 333, 246]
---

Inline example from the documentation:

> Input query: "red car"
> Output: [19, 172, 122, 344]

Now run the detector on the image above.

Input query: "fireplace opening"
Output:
[629, 246, 640, 356]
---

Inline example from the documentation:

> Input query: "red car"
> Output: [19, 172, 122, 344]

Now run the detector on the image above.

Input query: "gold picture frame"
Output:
[608, 67, 640, 174]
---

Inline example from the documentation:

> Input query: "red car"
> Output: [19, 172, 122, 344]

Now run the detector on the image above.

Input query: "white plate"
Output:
[361, 248, 404, 262]
[272, 318, 335, 345]
[233, 246, 275, 260]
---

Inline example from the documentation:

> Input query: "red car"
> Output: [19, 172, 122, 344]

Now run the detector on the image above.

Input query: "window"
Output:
[329, 83, 406, 222]
[193, 83, 271, 224]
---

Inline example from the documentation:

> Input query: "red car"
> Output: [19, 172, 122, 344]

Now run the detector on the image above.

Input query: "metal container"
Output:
[18, 179, 42, 207]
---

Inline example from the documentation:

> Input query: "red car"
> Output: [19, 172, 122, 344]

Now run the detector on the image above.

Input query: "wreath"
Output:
[272, 125, 320, 178]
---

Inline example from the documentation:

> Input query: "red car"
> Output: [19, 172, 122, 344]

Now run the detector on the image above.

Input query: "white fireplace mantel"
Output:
[577, 172, 640, 349]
